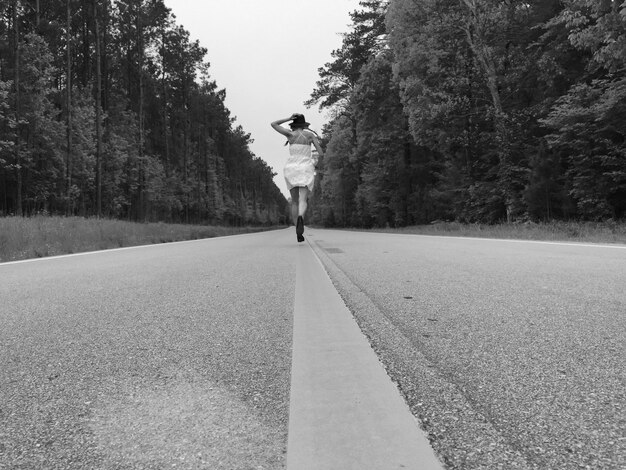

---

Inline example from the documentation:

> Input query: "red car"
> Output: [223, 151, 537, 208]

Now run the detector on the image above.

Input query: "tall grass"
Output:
[2, 217, 624, 263]
[384, 220, 626, 244]
[0, 216, 279, 263]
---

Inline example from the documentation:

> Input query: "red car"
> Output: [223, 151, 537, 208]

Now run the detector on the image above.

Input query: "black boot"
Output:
[296, 216, 304, 242]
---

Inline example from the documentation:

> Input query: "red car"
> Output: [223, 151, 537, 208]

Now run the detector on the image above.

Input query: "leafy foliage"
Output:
[306, 0, 387, 111]
[0, 0, 287, 225]
[307, 0, 626, 226]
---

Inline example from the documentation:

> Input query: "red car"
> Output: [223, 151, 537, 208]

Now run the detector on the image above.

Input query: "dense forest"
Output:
[308, 0, 626, 227]
[2, 1, 624, 228]
[0, 0, 288, 225]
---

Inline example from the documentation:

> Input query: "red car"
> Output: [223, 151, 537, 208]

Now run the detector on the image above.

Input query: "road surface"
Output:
[1, 232, 295, 469]
[307, 228, 625, 469]
[1, 227, 624, 469]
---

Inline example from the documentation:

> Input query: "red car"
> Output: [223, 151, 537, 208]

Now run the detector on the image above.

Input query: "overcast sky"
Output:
[161, 0, 361, 197]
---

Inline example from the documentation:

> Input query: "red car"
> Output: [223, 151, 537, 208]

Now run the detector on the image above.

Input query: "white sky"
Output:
[161, 0, 361, 198]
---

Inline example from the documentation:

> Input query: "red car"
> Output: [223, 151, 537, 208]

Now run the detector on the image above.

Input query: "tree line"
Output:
[0, 0, 288, 225]
[307, 0, 626, 227]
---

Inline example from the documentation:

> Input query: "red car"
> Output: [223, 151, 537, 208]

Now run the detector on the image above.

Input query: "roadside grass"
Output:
[369, 220, 626, 244]
[0, 216, 282, 263]
[2, 217, 624, 264]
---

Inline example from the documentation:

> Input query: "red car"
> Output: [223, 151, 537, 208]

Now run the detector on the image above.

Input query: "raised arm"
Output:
[271, 115, 298, 138]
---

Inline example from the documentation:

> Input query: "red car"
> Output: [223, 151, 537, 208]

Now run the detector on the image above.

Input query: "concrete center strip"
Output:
[286, 244, 443, 470]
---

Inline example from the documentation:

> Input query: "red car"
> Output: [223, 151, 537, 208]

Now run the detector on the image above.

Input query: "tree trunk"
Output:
[66, 0, 73, 215]
[93, 0, 102, 217]
[161, 33, 170, 177]
[184, 110, 189, 224]
[102, 0, 109, 113]
[81, 8, 90, 86]
[136, 0, 145, 220]
[13, 0, 22, 216]
[460, 0, 513, 221]
[183, 80, 189, 224]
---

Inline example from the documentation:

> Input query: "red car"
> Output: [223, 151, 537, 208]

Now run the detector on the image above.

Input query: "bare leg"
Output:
[289, 187, 299, 225]
[298, 187, 310, 217]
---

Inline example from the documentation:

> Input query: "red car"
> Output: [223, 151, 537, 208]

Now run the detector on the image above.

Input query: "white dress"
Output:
[283, 129, 317, 192]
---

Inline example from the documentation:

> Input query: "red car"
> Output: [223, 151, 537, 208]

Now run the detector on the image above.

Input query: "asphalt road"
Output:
[1, 227, 624, 469]
[0, 231, 296, 469]
[307, 229, 625, 469]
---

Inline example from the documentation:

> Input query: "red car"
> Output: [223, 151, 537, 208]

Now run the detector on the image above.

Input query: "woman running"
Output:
[271, 113, 324, 242]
